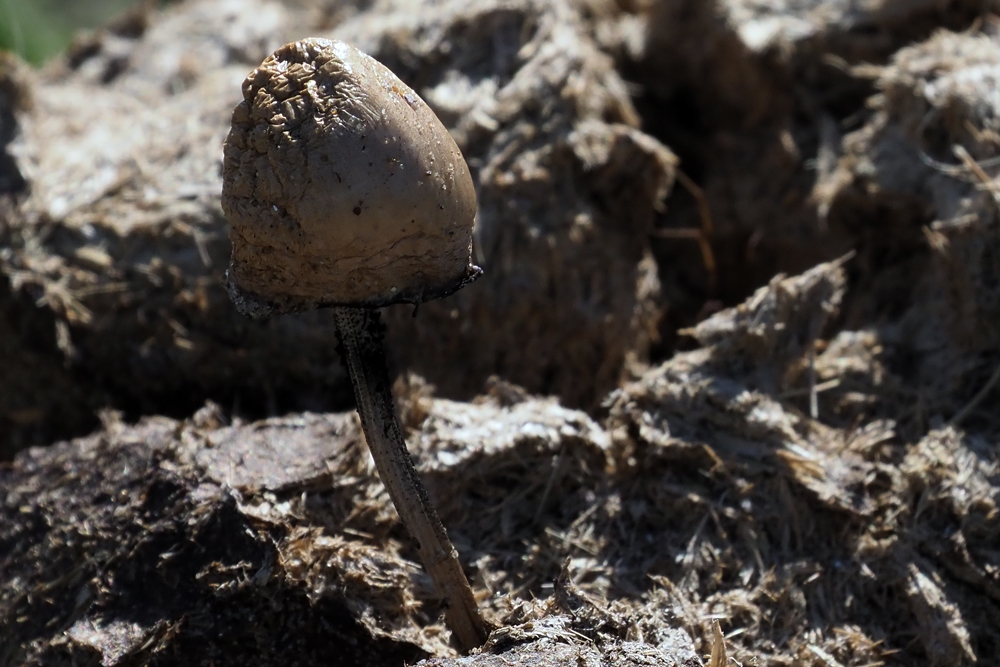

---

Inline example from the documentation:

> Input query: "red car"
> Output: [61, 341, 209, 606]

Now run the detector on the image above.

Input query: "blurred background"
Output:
[0, 0, 146, 64]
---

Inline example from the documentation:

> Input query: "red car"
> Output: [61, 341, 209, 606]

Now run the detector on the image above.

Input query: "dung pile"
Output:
[820, 22, 1000, 433]
[0, 0, 675, 453]
[2, 0, 1000, 666]
[338, 0, 676, 408]
[4, 258, 998, 665]
[635, 0, 994, 342]
[0, 408, 431, 666]
[0, 0, 348, 454]
[0, 394, 628, 665]
[605, 258, 998, 665]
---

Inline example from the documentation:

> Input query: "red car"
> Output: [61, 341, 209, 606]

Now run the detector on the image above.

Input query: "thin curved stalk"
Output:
[333, 306, 487, 652]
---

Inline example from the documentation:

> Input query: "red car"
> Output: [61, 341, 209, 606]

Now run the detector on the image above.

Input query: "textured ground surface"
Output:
[2, 0, 1000, 665]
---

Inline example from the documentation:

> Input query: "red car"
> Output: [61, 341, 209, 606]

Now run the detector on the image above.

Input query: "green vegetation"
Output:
[0, 0, 145, 65]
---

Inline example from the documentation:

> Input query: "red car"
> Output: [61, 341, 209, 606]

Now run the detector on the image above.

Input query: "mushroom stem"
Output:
[333, 305, 487, 652]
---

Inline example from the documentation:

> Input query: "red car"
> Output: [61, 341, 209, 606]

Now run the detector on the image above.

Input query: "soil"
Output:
[1, 0, 999, 665]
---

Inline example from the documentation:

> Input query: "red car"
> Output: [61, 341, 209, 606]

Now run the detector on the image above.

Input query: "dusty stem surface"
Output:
[333, 306, 487, 652]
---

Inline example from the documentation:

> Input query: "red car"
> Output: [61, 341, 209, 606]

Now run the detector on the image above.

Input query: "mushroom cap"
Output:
[222, 38, 480, 316]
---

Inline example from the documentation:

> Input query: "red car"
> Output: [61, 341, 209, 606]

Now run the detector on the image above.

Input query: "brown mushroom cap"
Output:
[222, 38, 480, 316]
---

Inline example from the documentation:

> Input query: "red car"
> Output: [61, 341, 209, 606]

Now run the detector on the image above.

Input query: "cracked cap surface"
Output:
[222, 38, 479, 316]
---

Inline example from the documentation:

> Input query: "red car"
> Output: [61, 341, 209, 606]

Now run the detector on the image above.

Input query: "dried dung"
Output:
[417, 612, 700, 667]
[635, 0, 993, 344]
[0, 393, 663, 665]
[4, 256, 1000, 664]
[0, 0, 357, 452]
[643, 0, 994, 129]
[3, 1, 1000, 666]
[0, 410, 430, 666]
[820, 23, 1000, 430]
[0, 0, 675, 453]
[334, 0, 676, 407]
[602, 260, 1000, 665]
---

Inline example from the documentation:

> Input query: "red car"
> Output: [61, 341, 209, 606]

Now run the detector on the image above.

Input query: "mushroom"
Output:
[221, 38, 487, 651]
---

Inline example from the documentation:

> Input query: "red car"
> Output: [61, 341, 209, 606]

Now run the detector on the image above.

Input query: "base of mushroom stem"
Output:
[332, 305, 488, 651]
